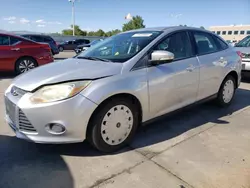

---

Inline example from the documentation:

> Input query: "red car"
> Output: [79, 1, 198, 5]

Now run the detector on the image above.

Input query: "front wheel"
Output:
[88, 97, 139, 153]
[216, 75, 236, 107]
[59, 46, 64, 52]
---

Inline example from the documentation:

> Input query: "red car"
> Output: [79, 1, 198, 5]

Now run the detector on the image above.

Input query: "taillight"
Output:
[237, 51, 242, 59]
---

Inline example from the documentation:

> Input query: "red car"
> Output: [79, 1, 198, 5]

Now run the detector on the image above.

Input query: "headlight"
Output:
[30, 81, 91, 104]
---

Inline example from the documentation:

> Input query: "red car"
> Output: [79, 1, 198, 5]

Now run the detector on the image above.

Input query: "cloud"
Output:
[3, 16, 16, 21]
[169, 14, 182, 18]
[8, 21, 16, 24]
[20, 18, 30, 24]
[37, 24, 45, 27]
[35, 19, 46, 23]
[47, 21, 62, 25]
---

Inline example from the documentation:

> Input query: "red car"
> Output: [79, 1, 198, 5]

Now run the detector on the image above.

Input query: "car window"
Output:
[154, 32, 193, 60]
[193, 32, 218, 55]
[9, 37, 21, 45]
[44, 37, 53, 42]
[30, 36, 44, 42]
[68, 41, 74, 44]
[0, 35, 10, 45]
[77, 31, 162, 63]
[235, 36, 250, 47]
[213, 36, 228, 50]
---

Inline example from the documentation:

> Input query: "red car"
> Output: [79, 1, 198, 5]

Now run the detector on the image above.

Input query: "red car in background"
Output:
[0, 33, 54, 74]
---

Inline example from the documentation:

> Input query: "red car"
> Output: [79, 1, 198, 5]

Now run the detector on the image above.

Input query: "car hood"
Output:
[235, 47, 250, 54]
[13, 58, 123, 91]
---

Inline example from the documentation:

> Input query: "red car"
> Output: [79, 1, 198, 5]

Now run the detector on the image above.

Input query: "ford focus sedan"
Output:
[4, 27, 242, 152]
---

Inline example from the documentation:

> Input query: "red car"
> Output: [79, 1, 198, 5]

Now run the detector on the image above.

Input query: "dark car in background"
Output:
[74, 39, 104, 54]
[0, 33, 53, 74]
[21, 34, 59, 55]
[58, 39, 90, 52]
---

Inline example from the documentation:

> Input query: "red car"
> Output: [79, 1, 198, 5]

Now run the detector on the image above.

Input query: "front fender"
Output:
[80, 69, 150, 122]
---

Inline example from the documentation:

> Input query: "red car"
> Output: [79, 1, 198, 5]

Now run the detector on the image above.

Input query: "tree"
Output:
[62, 25, 87, 36]
[105, 29, 121, 37]
[200, 26, 205, 29]
[122, 15, 145, 32]
[95, 29, 106, 37]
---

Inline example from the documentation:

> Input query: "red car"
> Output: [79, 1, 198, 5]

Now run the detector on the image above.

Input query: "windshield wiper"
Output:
[76, 56, 111, 62]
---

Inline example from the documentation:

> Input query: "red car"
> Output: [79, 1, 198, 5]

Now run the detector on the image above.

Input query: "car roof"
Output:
[124, 26, 211, 34]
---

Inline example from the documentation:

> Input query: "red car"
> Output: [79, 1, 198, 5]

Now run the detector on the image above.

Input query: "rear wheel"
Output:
[15, 57, 38, 75]
[216, 75, 236, 107]
[88, 97, 139, 153]
[59, 46, 64, 52]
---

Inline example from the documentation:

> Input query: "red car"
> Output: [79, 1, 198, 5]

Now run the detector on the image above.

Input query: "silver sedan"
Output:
[4, 27, 242, 152]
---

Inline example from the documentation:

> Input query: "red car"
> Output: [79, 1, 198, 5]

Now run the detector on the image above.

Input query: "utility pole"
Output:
[69, 0, 75, 36]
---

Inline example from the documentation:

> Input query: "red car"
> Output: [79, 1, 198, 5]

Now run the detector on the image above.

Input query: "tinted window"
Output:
[235, 36, 250, 47]
[193, 32, 218, 55]
[44, 36, 53, 42]
[247, 31, 250, 35]
[234, 31, 239, 35]
[30, 36, 44, 42]
[217, 31, 221, 35]
[10, 37, 20, 45]
[0, 35, 10, 45]
[240, 31, 245, 35]
[222, 31, 226, 35]
[154, 32, 193, 59]
[213, 36, 228, 50]
[68, 41, 74, 44]
[228, 31, 232, 35]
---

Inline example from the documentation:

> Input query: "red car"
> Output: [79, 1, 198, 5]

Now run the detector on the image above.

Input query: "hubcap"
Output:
[101, 105, 134, 146]
[222, 80, 234, 103]
[19, 60, 35, 73]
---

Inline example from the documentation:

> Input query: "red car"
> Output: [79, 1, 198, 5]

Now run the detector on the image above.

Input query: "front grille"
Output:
[5, 97, 16, 123]
[18, 109, 37, 133]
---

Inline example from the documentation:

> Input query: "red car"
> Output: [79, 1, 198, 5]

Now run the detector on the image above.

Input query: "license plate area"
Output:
[242, 64, 245, 70]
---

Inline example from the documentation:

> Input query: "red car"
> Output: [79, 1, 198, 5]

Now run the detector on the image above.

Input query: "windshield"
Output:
[76, 31, 162, 62]
[235, 36, 250, 47]
[90, 39, 102, 45]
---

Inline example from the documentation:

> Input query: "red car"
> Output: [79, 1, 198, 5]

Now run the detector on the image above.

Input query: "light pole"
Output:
[69, 0, 75, 36]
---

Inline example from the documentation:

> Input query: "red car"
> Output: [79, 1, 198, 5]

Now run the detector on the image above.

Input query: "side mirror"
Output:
[150, 50, 174, 65]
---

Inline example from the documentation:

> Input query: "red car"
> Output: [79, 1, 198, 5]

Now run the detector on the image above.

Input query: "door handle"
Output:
[186, 65, 195, 72]
[11, 48, 20, 51]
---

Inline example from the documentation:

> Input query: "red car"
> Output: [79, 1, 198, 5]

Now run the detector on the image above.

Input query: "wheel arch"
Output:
[224, 71, 239, 88]
[86, 93, 143, 139]
[15, 56, 38, 69]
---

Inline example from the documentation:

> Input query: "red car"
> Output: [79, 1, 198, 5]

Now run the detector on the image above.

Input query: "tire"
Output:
[59, 46, 64, 52]
[15, 57, 38, 75]
[88, 97, 139, 153]
[216, 75, 236, 107]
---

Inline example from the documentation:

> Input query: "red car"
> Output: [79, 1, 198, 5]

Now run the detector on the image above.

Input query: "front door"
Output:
[147, 31, 200, 118]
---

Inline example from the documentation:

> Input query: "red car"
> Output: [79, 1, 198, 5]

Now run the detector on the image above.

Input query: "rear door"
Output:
[190, 31, 228, 100]
[0, 35, 21, 71]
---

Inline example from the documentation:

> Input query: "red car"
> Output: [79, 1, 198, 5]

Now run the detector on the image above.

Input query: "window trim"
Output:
[189, 31, 229, 57]
[131, 29, 196, 71]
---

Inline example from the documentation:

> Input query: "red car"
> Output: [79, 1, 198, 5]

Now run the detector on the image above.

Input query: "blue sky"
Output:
[0, 0, 249, 33]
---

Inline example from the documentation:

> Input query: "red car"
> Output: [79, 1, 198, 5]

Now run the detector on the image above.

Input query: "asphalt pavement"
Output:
[1, 52, 250, 188]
